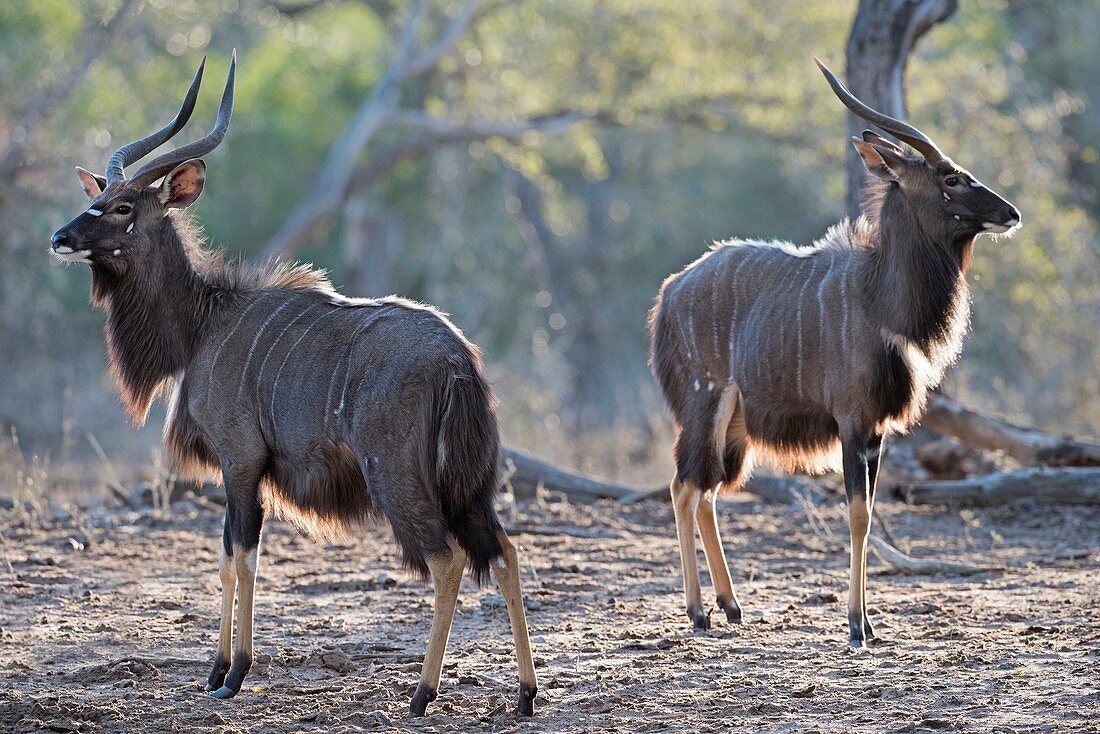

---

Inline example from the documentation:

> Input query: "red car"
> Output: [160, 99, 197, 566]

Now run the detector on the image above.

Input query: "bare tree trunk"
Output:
[843, 0, 958, 217]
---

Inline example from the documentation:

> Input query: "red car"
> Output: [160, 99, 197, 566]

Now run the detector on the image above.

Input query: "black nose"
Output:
[51, 230, 70, 247]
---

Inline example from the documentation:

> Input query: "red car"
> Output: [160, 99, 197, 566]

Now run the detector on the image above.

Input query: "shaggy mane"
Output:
[174, 211, 335, 297]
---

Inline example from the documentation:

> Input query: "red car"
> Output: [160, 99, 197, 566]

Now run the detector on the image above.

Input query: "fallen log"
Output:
[922, 394, 1100, 467]
[501, 448, 820, 505]
[501, 448, 636, 502]
[892, 467, 1100, 507]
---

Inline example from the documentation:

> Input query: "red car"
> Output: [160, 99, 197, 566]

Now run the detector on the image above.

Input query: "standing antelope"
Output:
[648, 58, 1020, 647]
[50, 54, 536, 716]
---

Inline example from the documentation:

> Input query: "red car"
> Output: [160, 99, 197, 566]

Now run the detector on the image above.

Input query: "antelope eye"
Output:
[944, 176, 960, 187]
[115, 204, 133, 215]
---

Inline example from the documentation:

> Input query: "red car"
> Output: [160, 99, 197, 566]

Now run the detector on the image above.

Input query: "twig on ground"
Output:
[868, 535, 990, 576]
[87, 432, 135, 510]
[505, 524, 621, 540]
[872, 506, 899, 549]
[0, 530, 18, 582]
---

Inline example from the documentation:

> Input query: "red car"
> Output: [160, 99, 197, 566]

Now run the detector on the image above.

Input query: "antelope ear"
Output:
[75, 166, 106, 199]
[860, 129, 905, 155]
[852, 138, 901, 181]
[159, 159, 206, 209]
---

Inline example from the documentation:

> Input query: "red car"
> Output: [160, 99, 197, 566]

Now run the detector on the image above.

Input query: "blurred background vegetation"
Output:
[1, 0, 1097, 484]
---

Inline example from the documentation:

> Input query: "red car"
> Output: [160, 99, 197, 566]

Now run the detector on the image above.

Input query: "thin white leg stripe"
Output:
[234, 297, 300, 403]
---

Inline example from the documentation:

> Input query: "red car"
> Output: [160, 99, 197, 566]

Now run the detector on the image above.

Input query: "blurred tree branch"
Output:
[257, 0, 433, 261]
[345, 110, 588, 197]
[0, 0, 138, 184]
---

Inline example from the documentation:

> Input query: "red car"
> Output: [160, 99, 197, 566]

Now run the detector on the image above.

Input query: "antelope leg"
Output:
[410, 538, 466, 717]
[205, 522, 236, 692]
[491, 530, 537, 716]
[671, 477, 708, 630]
[695, 488, 742, 623]
[842, 432, 873, 649]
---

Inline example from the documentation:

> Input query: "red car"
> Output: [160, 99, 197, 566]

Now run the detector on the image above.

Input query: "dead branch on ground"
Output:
[893, 467, 1100, 507]
[869, 535, 990, 576]
[922, 394, 1100, 467]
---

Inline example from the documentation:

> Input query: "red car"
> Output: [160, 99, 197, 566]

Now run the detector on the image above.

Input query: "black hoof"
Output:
[204, 653, 230, 692]
[688, 605, 711, 631]
[864, 618, 876, 640]
[717, 596, 742, 624]
[410, 682, 437, 717]
[210, 652, 251, 699]
[848, 623, 867, 650]
[518, 682, 536, 716]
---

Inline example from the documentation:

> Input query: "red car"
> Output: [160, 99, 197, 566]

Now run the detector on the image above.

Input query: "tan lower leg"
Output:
[695, 489, 740, 619]
[847, 499, 870, 646]
[671, 478, 705, 627]
[218, 544, 237, 663]
[417, 539, 465, 696]
[491, 530, 537, 705]
[233, 545, 259, 664]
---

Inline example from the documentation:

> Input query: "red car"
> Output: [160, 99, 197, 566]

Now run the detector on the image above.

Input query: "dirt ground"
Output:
[1, 489, 1098, 733]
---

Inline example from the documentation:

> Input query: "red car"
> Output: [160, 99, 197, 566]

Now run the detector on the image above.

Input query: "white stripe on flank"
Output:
[729, 251, 761, 379]
[322, 355, 345, 426]
[207, 296, 268, 400]
[839, 264, 851, 347]
[234, 297, 299, 403]
[795, 258, 818, 400]
[769, 251, 794, 383]
[817, 252, 836, 368]
[334, 306, 396, 418]
[710, 252, 731, 363]
[686, 308, 697, 365]
[664, 281, 690, 360]
[725, 254, 748, 380]
[254, 302, 318, 394]
[269, 306, 341, 427]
